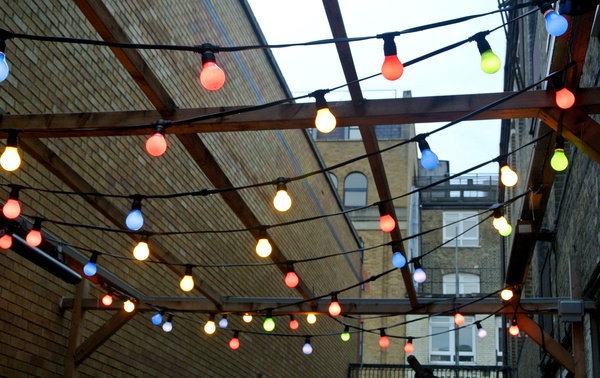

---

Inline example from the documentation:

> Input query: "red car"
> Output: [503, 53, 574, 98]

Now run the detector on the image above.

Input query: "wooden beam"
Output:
[60, 296, 596, 315]
[2, 89, 600, 138]
[517, 313, 575, 374]
[570, 255, 586, 378]
[74, 309, 138, 366]
[322, 0, 418, 307]
[64, 280, 89, 378]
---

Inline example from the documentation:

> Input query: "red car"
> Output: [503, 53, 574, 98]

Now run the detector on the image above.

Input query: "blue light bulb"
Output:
[420, 148, 439, 170]
[544, 10, 568, 36]
[392, 252, 406, 269]
[152, 313, 163, 325]
[219, 317, 228, 329]
[126, 209, 144, 231]
[83, 261, 97, 276]
[0, 53, 8, 82]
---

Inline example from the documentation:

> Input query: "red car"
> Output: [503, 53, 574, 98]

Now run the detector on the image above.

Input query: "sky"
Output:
[247, 1, 507, 174]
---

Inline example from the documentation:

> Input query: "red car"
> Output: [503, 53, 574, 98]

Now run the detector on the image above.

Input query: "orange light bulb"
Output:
[379, 335, 390, 349]
[555, 88, 575, 109]
[26, 230, 42, 247]
[146, 132, 167, 157]
[102, 294, 113, 306]
[0, 233, 12, 249]
[379, 214, 396, 232]
[199, 61, 225, 91]
[454, 313, 465, 325]
[404, 340, 414, 354]
[284, 271, 299, 288]
[328, 300, 341, 317]
[382, 55, 404, 80]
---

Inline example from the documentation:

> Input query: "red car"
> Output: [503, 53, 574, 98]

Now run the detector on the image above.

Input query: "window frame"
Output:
[442, 273, 480, 295]
[343, 172, 368, 208]
[442, 211, 480, 247]
[429, 316, 476, 364]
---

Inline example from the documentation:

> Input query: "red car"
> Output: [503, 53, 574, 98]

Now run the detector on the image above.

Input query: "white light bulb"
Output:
[133, 240, 150, 261]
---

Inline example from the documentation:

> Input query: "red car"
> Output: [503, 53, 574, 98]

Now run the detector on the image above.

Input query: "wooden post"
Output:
[64, 280, 89, 378]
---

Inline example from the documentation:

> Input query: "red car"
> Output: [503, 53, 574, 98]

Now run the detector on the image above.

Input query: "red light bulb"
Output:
[200, 61, 225, 91]
[379, 214, 396, 232]
[379, 335, 390, 348]
[3, 198, 21, 219]
[328, 300, 341, 317]
[289, 318, 299, 330]
[0, 233, 12, 249]
[404, 340, 414, 354]
[284, 271, 299, 288]
[555, 88, 575, 109]
[26, 230, 42, 247]
[102, 294, 113, 306]
[382, 55, 404, 81]
[229, 336, 240, 350]
[454, 313, 465, 325]
[146, 133, 167, 157]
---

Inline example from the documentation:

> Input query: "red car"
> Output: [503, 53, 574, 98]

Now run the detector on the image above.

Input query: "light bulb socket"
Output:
[88, 252, 99, 264]
[473, 32, 492, 54]
[379, 328, 386, 337]
[6, 130, 18, 148]
[538, 1, 553, 14]
[313, 93, 329, 111]
[8, 185, 20, 200]
[276, 180, 288, 192]
[209, 313, 215, 322]
[475, 321, 483, 330]
[555, 135, 565, 149]
[286, 263, 295, 273]
[304, 336, 311, 344]
[344, 325, 350, 333]
[152, 124, 166, 137]
[417, 139, 431, 153]
[184, 264, 193, 276]
[331, 293, 338, 303]
[493, 208, 503, 219]
[511, 318, 518, 327]
[2, 228, 13, 237]
[130, 196, 143, 211]
[31, 218, 42, 232]
[413, 260, 423, 270]
[233, 330, 239, 338]
[549, 74, 566, 91]
[407, 336, 414, 343]
[382, 34, 397, 56]
[0, 39, 5, 54]
[377, 202, 388, 217]
[200, 44, 218, 64]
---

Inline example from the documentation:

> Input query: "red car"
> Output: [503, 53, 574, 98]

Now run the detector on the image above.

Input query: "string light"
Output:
[475, 321, 487, 338]
[229, 331, 240, 350]
[378, 329, 390, 348]
[242, 313, 253, 323]
[284, 264, 299, 288]
[328, 294, 341, 317]
[492, 209, 512, 236]
[123, 299, 135, 313]
[551, 136, 568, 171]
[125, 196, 144, 231]
[273, 179, 292, 212]
[145, 124, 168, 157]
[2, 186, 21, 219]
[162, 314, 173, 332]
[380, 33, 404, 80]
[198, 44, 225, 91]
[341, 326, 350, 342]
[417, 139, 439, 170]
[473, 32, 501, 74]
[255, 229, 272, 258]
[152, 311, 164, 326]
[263, 310, 275, 332]
[499, 161, 518, 187]
[539, 3, 568, 36]
[508, 318, 520, 336]
[392, 250, 407, 269]
[500, 288, 514, 301]
[289, 315, 299, 330]
[219, 315, 228, 329]
[0, 36, 8, 82]
[378, 203, 396, 232]
[413, 260, 427, 283]
[0, 229, 12, 249]
[26, 218, 43, 247]
[101, 293, 113, 306]
[312, 90, 336, 134]
[179, 265, 195, 292]
[404, 337, 414, 354]
[302, 336, 313, 355]
[1, 130, 21, 172]
[454, 312, 465, 326]
[306, 313, 317, 325]
[83, 252, 99, 277]
[132, 235, 150, 261]
[550, 75, 575, 109]
[204, 314, 216, 335]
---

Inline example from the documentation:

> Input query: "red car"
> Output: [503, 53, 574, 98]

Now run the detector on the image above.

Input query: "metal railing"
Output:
[348, 364, 513, 378]
[415, 174, 499, 208]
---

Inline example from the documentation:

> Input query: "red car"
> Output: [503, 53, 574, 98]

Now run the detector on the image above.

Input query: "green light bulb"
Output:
[550, 148, 568, 171]
[263, 317, 275, 332]
[341, 332, 350, 342]
[480, 50, 501, 74]
[499, 224, 512, 237]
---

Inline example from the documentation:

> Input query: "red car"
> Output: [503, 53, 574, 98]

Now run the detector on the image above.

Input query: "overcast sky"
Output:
[247, 1, 507, 175]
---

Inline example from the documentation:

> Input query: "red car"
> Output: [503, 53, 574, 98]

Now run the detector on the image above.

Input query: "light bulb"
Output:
[0, 232, 12, 249]
[219, 315, 228, 329]
[306, 313, 317, 324]
[404, 339, 414, 354]
[454, 313, 465, 326]
[242, 313, 253, 323]
[102, 294, 113, 306]
[180, 265, 194, 292]
[263, 317, 275, 332]
[418, 139, 438, 170]
[302, 338, 313, 355]
[133, 238, 150, 261]
[124, 299, 135, 313]
[1, 146, 20, 172]
[152, 312, 163, 325]
[289, 316, 299, 330]
[229, 333, 240, 350]
[492, 213, 508, 231]
[2, 199, 21, 219]
[26, 230, 42, 247]
[480, 50, 501, 74]
[314, 92, 336, 133]
[413, 261, 426, 283]
[392, 252, 406, 269]
[544, 9, 568, 36]
[381, 35, 404, 80]
[83, 261, 97, 277]
[379, 214, 396, 232]
[255, 238, 272, 258]
[341, 326, 351, 342]
[500, 164, 518, 187]
[328, 297, 341, 317]
[204, 318, 216, 335]
[509, 324, 520, 336]
[126, 197, 144, 231]
[499, 224, 512, 237]
[379, 330, 390, 349]
[285, 270, 299, 288]
[273, 182, 292, 212]
[199, 61, 225, 91]
[500, 289, 514, 301]
[551, 148, 568, 171]
[162, 316, 173, 332]
[0, 52, 9, 82]
[555, 87, 575, 109]
[146, 125, 167, 157]
[477, 325, 487, 338]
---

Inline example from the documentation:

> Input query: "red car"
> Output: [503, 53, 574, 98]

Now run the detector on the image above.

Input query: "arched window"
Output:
[344, 172, 367, 208]
[328, 172, 338, 189]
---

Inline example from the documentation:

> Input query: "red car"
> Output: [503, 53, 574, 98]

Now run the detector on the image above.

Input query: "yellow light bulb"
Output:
[306, 313, 317, 324]
[492, 215, 508, 231]
[123, 299, 135, 313]
[315, 108, 337, 133]
[133, 240, 150, 261]
[180, 274, 194, 292]
[500, 165, 518, 187]
[242, 313, 253, 323]
[204, 319, 216, 335]
[0, 146, 21, 172]
[500, 289, 514, 301]
[255, 238, 272, 258]
[273, 189, 292, 212]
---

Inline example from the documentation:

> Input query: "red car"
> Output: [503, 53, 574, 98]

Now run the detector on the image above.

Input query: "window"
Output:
[344, 172, 367, 208]
[443, 273, 480, 295]
[328, 172, 338, 189]
[347, 126, 361, 140]
[442, 211, 479, 247]
[430, 316, 475, 363]
[496, 316, 503, 363]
